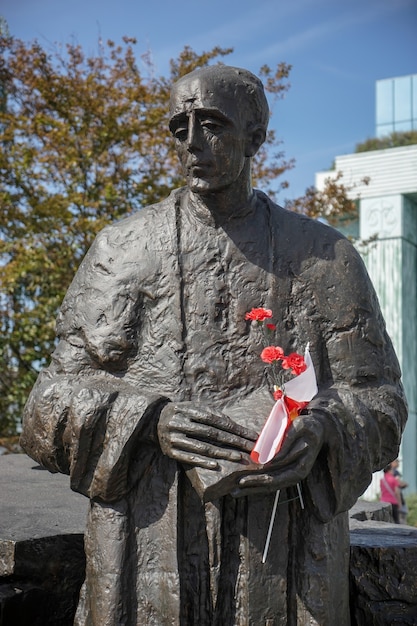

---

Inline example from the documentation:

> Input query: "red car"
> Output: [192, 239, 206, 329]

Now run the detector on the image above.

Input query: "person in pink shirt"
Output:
[380, 464, 402, 523]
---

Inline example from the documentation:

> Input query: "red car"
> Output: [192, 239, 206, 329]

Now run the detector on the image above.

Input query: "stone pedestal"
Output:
[1, 457, 417, 625]
[350, 502, 417, 625]
[0, 454, 87, 626]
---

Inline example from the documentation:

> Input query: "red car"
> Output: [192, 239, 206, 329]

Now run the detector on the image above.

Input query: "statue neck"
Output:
[188, 165, 255, 227]
[186, 188, 257, 228]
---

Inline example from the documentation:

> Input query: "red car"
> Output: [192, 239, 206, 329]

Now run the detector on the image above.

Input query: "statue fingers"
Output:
[193, 425, 255, 453]
[185, 406, 258, 441]
[169, 419, 255, 453]
[169, 449, 219, 470]
[170, 432, 245, 463]
[268, 416, 324, 468]
[233, 467, 302, 497]
[268, 436, 311, 468]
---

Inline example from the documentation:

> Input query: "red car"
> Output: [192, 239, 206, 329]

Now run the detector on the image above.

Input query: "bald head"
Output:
[169, 65, 270, 135]
[168, 65, 269, 198]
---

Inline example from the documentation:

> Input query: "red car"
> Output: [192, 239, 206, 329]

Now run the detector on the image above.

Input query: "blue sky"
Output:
[2, 0, 416, 202]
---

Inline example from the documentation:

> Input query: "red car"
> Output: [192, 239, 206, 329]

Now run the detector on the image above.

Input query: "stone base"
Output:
[0, 454, 87, 626]
[0, 578, 83, 626]
[1, 458, 417, 626]
[350, 501, 417, 625]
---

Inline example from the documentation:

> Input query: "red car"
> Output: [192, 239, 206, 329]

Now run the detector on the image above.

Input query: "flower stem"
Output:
[262, 489, 280, 563]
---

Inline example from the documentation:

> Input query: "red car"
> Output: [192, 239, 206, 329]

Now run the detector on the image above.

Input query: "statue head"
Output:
[169, 65, 269, 195]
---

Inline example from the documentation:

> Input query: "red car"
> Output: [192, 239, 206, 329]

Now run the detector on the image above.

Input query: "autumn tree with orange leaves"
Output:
[0, 36, 298, 433]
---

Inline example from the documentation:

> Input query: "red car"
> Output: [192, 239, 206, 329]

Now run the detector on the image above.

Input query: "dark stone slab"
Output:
[0, 578, 83, 626]
[1, 460, 417, 626]
[0, 454, 87, 544]
[349, 499, 393, 524]
[0, 455, 87, 626]
[349, 516, 417, 625]
[0, 454, 87, 577]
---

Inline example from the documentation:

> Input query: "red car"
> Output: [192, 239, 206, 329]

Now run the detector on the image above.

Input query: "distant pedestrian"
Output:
[391, 458, 408, 523]
[380, 464, 402, 523]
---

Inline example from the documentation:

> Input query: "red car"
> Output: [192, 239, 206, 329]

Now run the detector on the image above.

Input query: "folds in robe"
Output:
[21, 188, 407, 625]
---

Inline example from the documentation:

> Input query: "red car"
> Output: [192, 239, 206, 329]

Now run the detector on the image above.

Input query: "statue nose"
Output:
[187, 118, 204, 152]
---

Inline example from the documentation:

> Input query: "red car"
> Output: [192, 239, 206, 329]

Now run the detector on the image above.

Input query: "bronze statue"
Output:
[21, 65, 407, 625]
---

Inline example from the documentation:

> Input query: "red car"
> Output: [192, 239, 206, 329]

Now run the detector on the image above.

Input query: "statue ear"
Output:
[245, 124, 267, 157]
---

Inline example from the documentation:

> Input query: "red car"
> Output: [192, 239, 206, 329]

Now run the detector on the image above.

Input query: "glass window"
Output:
[394, 76, 411, 123]
[376, 79, 393, 125]
[394, 120, 412, 133]
[376, 122, 394, 138]
[412, 75, 417, 123]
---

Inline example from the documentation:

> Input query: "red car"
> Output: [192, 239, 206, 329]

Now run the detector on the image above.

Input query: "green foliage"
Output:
[355, 130, 417, 153]
[405, 493, 417, 527]
[0, 35, 293, 434]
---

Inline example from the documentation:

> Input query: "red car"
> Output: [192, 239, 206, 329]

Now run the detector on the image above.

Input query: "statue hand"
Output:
[157, 402, 258, 470]
[232, 411, 326, 497]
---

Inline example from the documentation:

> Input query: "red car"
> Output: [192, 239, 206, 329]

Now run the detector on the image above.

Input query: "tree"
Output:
[0, 36, 293, 434]
[285, 171, 369, 227]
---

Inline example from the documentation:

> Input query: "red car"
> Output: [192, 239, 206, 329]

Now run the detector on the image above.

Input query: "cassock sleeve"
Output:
[20, 224, 169, 503]
[302, 235, 407, 521]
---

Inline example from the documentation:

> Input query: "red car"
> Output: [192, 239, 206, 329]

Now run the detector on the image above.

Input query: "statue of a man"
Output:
[21, 65, 407, 625]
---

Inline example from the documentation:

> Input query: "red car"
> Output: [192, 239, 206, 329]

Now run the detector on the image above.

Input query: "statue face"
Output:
[169, 74, 250, 195]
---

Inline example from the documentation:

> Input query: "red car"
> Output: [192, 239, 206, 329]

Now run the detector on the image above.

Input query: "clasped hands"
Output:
[157, 401, 325, 497]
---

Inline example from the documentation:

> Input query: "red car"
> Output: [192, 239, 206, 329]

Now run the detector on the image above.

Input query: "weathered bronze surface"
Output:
[21, 65, 407, 625]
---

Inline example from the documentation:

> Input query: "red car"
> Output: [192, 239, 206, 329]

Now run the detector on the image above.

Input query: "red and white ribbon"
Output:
[251, 345, 318, 465]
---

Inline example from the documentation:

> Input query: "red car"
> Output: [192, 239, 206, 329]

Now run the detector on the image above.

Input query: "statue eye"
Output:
[200, 119, 224, 134]
[173, 126, 188, 141]
[169, 117, 188, 141]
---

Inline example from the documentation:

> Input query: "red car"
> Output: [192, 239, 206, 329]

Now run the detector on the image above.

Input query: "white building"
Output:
[316, 124, 417, 500]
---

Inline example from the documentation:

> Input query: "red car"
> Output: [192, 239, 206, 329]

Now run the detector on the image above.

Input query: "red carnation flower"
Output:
[245, 307, 273, 322]
[260, 346, 284, 364]
[266, 323, 276, 331]
[281, 352, 307, 375]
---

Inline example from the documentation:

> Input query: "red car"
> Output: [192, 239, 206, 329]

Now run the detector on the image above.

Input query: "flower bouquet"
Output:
[185, 307, 317, 503]
[245, 307, 318, 562]
[250, 343, 318, 465]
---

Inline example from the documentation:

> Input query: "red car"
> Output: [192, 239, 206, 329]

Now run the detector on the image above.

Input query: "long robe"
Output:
[21, 188, 407, 625]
